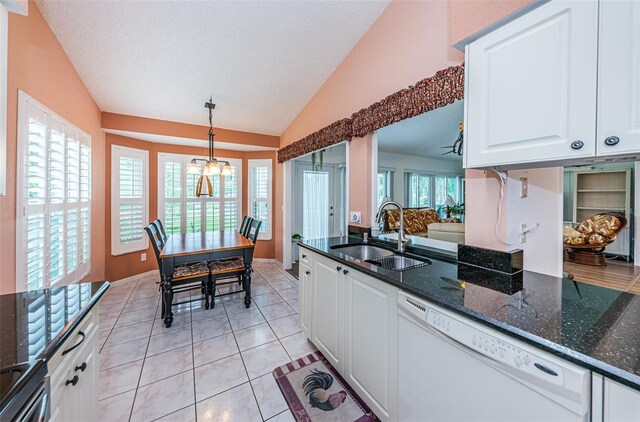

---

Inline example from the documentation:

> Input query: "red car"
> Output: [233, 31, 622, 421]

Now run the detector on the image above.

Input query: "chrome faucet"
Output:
[375, 200, 411, 253]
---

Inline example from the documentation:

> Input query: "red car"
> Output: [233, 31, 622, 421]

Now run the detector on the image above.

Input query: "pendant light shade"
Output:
[187, 159, 201, 174]
[221, 161, 232, 176]
[203, 160, 221, 176]
[195, 175, 213, 197]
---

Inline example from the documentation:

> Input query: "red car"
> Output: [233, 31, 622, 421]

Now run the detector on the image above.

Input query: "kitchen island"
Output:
[299, 236, 640, 421]
[0, 281, 109, 420]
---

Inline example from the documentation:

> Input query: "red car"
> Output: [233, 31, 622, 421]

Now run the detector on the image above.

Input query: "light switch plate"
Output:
[350, 211, 362, 224]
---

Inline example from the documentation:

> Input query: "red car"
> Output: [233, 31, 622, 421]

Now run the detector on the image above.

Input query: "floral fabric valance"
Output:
[277, 118, 352, 163]
[351, 64, 464, 138]
[277, 64, 465, 163]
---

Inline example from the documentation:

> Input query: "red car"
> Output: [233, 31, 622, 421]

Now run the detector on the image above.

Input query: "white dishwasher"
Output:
[398, 291, 590, 422]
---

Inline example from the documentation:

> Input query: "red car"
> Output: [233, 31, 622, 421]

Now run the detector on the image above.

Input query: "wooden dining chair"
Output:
[144, 224, 212, 317]
[207, 219, 262, 308]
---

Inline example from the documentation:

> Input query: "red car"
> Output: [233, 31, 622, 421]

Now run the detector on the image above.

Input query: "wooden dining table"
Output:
[159, 231, 254, 327]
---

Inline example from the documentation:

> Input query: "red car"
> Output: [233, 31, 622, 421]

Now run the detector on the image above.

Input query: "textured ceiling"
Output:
[36, 0, 389, 136]
[378, 100, 464, 161]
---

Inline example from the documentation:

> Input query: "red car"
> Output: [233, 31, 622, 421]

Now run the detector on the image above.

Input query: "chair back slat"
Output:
[151, 220, 165, 247]
[144, 223, 163, 269]
[156, 219, 168, 241]
[239, 216, 250, 236]
[246, 219, 262, 243]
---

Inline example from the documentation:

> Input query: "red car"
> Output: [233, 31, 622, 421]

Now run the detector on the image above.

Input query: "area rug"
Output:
[273, 351, 379, 422]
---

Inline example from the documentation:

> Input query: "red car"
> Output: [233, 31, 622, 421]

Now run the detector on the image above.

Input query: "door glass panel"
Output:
[302, 170, 329, 240]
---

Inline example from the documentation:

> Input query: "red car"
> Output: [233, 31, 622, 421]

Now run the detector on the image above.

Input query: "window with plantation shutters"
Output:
[158, 153, 241, 234]
[111, 145, 148, 255]
[248, 159, 272, 240]
[16, 91, 91, 292]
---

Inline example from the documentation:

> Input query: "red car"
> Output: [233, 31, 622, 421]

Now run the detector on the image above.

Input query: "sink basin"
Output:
[331, 244, 395, 261]
[367, 255, 431, 271]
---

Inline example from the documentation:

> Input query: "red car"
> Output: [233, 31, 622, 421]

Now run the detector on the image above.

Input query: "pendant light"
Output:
[192, 97, 227, 197]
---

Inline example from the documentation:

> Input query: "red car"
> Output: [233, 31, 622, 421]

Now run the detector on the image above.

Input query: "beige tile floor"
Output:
[98, 262, 314, 422]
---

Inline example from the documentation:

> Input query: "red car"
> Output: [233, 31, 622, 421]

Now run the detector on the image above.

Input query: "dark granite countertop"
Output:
[299, 236, 640, 391]
[0, 281, 109, 410]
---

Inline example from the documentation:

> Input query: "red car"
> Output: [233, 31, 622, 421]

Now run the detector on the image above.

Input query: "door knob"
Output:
[570, 140, 584, 150]
[604, 136, 620, 146]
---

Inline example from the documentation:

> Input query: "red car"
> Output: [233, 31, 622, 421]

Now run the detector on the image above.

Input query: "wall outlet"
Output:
[520, 223, 527, 243]
[141, 253, 147, 261]
[350, 211, 362, 224]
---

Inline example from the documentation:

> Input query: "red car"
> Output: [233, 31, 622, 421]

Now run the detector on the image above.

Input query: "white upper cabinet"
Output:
[465, 1, 599, 168]
[597, 0, 640, 157]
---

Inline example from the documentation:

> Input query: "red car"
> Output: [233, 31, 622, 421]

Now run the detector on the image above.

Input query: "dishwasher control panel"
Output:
[427, 308, 565, 386]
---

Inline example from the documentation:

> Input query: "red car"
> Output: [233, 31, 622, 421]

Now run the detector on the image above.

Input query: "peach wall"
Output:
[280, 0, 463, 148]
[348, 135, 374, 228]
[102, 113, 280, 149]
[1, 1, 106, 293]
[464, 170, 507, 250]
[449, 0, 531, 45]
[105, 133, 278, 282]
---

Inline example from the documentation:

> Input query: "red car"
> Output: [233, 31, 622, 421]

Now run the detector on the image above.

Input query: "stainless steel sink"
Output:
[366, 255, 431, 271]
[331, 244, 395, 261]
[331, 243, 431, 271]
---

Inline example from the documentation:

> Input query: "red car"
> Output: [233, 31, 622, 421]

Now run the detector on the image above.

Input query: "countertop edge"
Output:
[299, 242, 640, 392]
[40, 281, 110, 362]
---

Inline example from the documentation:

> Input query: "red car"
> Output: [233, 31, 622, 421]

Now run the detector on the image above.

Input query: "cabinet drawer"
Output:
[48, 306, 98, 386]
[300, 248, 313, 266]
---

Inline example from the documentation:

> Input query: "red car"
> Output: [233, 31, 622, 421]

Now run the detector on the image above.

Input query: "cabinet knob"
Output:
[305, 270, 310, 275]
[604, 136, 620, 146]
[570, 140, 584, 150]
[302, 254, 307, 259]
[75, 362, 87, 372]
[343, 269, 349, 275]
[336, 266, 342, 271]
[66, 375, 79, 387]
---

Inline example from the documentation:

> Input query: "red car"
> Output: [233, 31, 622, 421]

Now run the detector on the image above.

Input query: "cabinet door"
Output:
[311, 256, 344, 371]
[344, 270, 398, 422]
[597, 0, 640, 156]
[465, 0, 598, 168]
[299, 263, 313, 338]
[603, 378, 640, 421]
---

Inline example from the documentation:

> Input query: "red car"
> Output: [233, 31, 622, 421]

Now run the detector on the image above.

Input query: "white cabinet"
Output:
[299, 262, 312, 338]
[311, 255, 344, 371]
[344, 268, 398, 421]
[597, 0, 640, 157]
[300, 247, 399, 421]
[49, 306, 100, 422]
[465, 0, 599, 168]
[593, 374, 640, 421]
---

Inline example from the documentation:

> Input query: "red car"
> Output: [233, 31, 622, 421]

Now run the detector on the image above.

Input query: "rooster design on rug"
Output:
[302, 369, 347, 411]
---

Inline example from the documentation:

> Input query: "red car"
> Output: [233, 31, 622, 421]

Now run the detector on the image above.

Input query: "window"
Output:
[17, 91, 91, 291]
[406, 172, 462, 210]
[158, 153, 241, 234]
[407, 173, 432, 208]
[377, 169, 394, 208]
[248, 159, 272, 240]
[111, 145, 148, 255]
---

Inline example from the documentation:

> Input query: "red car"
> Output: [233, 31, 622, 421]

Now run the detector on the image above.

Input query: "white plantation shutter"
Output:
[248, 159, 272, 240]
[17, 91, 92, 291]
[158, 153, 241, 234]
[111, 145, 148, 255]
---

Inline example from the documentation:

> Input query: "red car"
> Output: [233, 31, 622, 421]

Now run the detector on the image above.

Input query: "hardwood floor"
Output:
[564, 259, 640, 293]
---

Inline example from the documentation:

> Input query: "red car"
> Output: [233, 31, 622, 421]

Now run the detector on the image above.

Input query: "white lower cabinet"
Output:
[299, 262, 312, 338]
[593, 374, 640, 422]
[311, 255, 344, 372]
[344, 268, 398, 421]
[300, 247, 398, 421]
[49, 306, 100, 422]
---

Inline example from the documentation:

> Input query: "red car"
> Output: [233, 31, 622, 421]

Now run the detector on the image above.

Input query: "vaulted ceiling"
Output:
[36, 1, 389, 136]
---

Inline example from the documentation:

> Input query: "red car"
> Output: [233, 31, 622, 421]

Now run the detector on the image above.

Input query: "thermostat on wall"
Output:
[350, 211, 362, 224]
